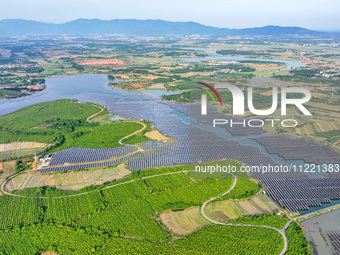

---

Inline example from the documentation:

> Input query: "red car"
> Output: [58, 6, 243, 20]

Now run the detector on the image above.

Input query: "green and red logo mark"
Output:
[198, 82, 222, 107]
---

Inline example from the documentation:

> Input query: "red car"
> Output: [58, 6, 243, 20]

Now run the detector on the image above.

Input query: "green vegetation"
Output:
[123, 133, 151, 144]
[0, 100, 97, 145]
[175, 225, 283, 255]
[143, 172, 192, 192]
[165, 80, 193, 91]
[317, 130, 340, 138]
[0, 163, 293, 255]
[0, 99, 98, 131]
[4, 162, 291, 253]
[58, 122, 145, 149]
[0, 224, 284, 255]
[290, 68, 319, 78]
[15, 158, 34, 172]
[0, 100, 151, 153]
[0, 224, 106, 255]
[285, 222, 310, 254]
[0, 165, 283, 249]
[240, 60, 285, 65]
[216, 49, 271, 57]
[235, 212, 289, 229]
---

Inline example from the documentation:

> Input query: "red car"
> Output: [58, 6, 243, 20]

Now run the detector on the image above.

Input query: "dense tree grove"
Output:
[285, 222, 310, 254]
[0, 165, 311, 254]
[0, 100, 151, 152]
[235, 212, 289, 229]
[0, 100, 311, 254]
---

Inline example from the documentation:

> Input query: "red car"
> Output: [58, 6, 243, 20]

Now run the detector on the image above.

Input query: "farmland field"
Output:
[0, 99, 153, 152]
[0, 33, 337, 255]
[6, 164, 131, 191]
[0, 165, 300, 254]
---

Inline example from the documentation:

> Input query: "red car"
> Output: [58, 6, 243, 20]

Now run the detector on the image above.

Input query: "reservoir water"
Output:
[0, 73, 338, 254]
[301, 208, 340, 255]
[181, 48, 307, 71]
[0, 50, 335, 254]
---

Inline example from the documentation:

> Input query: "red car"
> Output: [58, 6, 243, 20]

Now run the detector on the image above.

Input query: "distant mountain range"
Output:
[0, 19, 334, 37]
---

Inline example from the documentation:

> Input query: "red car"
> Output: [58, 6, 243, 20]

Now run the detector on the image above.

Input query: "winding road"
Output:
[36, 120, 148, 170]
[1, 168, 288, 254]
[200, 175, 288, 255]
[86, 104, 104, 123]
[3, 149, 338, 255]
[118, 120, 147, 151]
[0, 169, 190, 199]
[2, 166, 339, 254]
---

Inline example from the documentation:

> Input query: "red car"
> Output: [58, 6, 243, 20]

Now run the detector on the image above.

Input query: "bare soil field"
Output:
[2, 161, 16, 176]
[0, 148, 46, 162]
[139, 75, 159, 80]
[148, 83, 166, 89]
[145, 130, 170, 141]
[76, 59, 124, 66]
[41, 251, 57, 255]
[6, 163, 131, 191]
[0, 161, 16, 190]
[160, 207, 210, 235]
[160, 193, 281, 235]
[0, 142, 47, 152]
[129, 82, 150, 88]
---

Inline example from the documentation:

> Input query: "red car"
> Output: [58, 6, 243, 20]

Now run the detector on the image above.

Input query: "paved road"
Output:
[86, 104, 104, 123]
[1, 119, 150, 198]
[35, 120, 148, 170]
[200, 175, 288, 255]
[140, 91, 160, 98]
[118, 120, 147, 151]
[283, 203, 340, 231]
[4, 157, 338, 255]
[1, 170, 190, 199]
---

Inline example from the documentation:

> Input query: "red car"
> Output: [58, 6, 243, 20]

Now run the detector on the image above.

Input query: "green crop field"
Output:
[0, 34, 330, 255]
[0, 100, 152, 154]
[0, 165, 310, 254]
[0, 100, 99, 131]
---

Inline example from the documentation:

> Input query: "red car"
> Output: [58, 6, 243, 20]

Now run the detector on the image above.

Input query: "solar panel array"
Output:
[328, 231, 340, 255]
[124, 94, 157, 101]
[74, 93, 119, 107]
[163, 101, 267, 136]
[48, 146, 135, 166]
[37, 151, 144, 173]
[161, 101, 191, 115]
[254, 135, 340, 164]
[127, 141, 190, 170]
[34, 94, 340, 212]
[253, 172, 340, 211]
[115, 101, 340, 212]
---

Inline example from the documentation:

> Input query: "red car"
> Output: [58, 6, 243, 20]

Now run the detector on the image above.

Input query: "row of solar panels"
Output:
[255, 135, 340, 164]
[48, 146, 135, 166]
[37, 152, 143, 173]
[328, 231, 340, 255]
[36, 95, 340, 213]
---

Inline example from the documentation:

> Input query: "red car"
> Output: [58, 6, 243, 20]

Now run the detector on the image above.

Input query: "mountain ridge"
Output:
[0, 18, 331, 37]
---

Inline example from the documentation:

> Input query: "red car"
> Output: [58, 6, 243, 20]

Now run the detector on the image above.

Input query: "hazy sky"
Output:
[1, 0, 339, 30]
